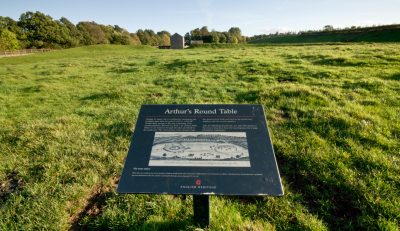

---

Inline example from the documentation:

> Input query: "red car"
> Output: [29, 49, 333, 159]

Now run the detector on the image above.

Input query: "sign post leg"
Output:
[193, 195, 210, 227]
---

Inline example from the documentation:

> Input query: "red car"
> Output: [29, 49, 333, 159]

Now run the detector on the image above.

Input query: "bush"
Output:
[0, 29, 19, 50]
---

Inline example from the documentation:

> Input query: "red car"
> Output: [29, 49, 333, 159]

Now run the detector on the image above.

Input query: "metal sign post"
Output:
[193, 195, 210, 227]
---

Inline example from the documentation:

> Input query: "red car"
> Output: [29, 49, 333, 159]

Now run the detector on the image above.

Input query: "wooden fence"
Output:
[0, 49, 52, 57]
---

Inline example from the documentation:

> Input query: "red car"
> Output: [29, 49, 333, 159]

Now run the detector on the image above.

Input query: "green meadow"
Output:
[0, 44, 399, 230]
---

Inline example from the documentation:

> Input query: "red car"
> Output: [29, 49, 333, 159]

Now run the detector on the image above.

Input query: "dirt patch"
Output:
[69, 177, 118, 230]
[0, 172, 24, 202]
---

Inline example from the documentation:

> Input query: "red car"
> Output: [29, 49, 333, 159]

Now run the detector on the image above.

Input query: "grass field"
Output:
[0, 44, 399, 230]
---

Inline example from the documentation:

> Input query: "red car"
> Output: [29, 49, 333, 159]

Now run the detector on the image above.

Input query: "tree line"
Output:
[248, 24, 400, 41]
[0, 11, 168, 50]
[185, 26, 247, 44]
[0, 11, 247, 51]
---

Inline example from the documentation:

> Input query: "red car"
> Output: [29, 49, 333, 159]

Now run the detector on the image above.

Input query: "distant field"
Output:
[0, 44, 399, 230]
[249, 28, 400, 44]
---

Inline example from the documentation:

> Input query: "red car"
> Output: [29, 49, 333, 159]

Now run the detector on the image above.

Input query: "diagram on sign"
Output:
[149, 132, 250, 167]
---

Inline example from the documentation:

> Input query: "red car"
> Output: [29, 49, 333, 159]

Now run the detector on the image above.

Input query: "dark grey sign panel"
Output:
[117, 104, 284, 196]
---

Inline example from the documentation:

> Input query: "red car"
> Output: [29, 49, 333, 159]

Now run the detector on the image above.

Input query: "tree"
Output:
[77, 21, 108, 44]
[59, 17, 82, 47]
[219, 33, 227, 43]
[228, 27, 243, 43]
[100, 24, 114, 43]
[157, 30, 171, 37]
[113, 25, 123, 33]
[190, 28, 201, 40]
[157, 31, 170, 46]
[323, 25, 334, 31]
[228, 27, 241, 36]
[104, 25, 132, 45]
[129, 33, 141, 45]
[0, 29, 19, 50]
[111, 31, 131, 45]
[229, 36, 238, 44]
[18, 11, 53, 48]
[77, 22, 94, 45]
[0, 16, 25, 48]
[224, 32, 232, 43]
[18, 11, 74, 48]
[184, 32, 191, 45]
[186, 27, 246, 44]
[145, 29, 158, 45]
[136, 29, 145, 44]
[0, 17, 19, 34]
[136, 29, 161, 46]
[211, 31, 220, 43]
[200, 26, 209, 36]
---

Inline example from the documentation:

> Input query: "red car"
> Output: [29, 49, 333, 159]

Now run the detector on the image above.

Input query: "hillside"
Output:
[0, 44, 399, 230]
[249, 25, 400, 44]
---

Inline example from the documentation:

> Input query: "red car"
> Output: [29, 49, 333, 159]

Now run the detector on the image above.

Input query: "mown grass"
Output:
[0, 44, 399, 230]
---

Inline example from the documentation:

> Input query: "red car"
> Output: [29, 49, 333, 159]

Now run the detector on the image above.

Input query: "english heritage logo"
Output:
[195, 179, 202, 186]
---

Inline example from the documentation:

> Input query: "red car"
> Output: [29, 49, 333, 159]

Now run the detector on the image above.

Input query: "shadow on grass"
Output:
[272, 118, 393, 229]
[27, 164, 46, 182]
[387, 73, 400, 81]
[239, 60, 271, 76]
[90, 121, 133, 144]
[79, 218, 194, 231]
[342, 81, 383, 92]
[235, 90, 261, 103]
[153, 76, 177, 87]
[277, 75, 299, 83]
[238, 74, 261, 83]
[119, 219, 193, 231]
[299, 117, 389, 151]
[22, 85, 42, 93]
[275, 146, 365, 230]
[261, 87, 393, 228]
[72, 194, 194, 230]
[81, 92, 121, 101]
[101, 121, 132, 138]
[109, 66, 141, 73]
[306, 70, 337, 79]
[0, 171, 25, 203]
[70, 189, 115, 231]
[313, 57, 367, 67]
[225, 195, 264, 204]
[164, 59, 194, 71]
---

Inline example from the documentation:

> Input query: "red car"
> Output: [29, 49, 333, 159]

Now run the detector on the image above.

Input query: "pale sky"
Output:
[1, 0, 400, 36]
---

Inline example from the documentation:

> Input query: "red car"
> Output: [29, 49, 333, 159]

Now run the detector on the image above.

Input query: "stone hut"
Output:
[171, 33, 184, 49]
